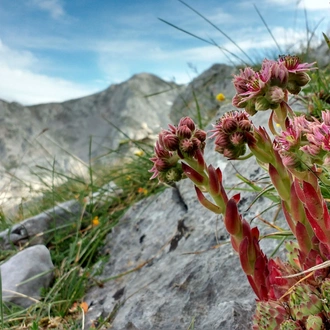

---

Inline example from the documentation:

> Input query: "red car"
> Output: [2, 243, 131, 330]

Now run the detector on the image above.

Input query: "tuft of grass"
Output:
[0, 133, 163, 329]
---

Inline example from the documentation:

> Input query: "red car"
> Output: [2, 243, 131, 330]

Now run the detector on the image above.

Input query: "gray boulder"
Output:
[83, 104, 286, 329]
[0, 245, 54, 308]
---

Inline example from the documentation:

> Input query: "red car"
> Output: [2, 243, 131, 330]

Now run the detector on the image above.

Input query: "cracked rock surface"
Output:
[85, 184, 257, 329]
[84, 105, 288, 330]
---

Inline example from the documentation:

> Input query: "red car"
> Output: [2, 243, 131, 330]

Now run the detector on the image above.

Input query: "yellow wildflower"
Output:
[134, 149, 144, 156]
[92, 216, 100, 226]
[216, 93, 226, 102]
[138, 187, 148, 195]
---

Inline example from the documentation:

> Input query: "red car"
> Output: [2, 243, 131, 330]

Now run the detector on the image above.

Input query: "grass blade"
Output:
[158, 18, 247, 65]
[253, 4, 282, 54]
[323, 32, 330, 50]
[178, 0, 253, 64]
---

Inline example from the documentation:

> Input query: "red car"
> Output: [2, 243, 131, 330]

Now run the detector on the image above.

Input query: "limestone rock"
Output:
[170, 64, 236, 126]
[84, 185, 256, 330]
[0, 200, 84, 249]
[83, 105, 289, 329]
[0, 73, 183, 210]
[0, 245, 54, 308]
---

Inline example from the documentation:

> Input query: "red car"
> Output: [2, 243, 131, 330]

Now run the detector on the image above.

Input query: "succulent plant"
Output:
[289, 283, 323, 322]
[149, 51, 330, 330]
[305, 315, 325, 330]
[252, 300, 288, 329]
[280, 319, 303, 330]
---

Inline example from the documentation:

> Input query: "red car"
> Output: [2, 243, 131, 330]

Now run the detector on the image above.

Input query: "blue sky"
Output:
[0, 0, 329, 105]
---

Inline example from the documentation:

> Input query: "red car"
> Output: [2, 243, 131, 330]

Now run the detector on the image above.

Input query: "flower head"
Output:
[138, 187, 148, 195]
[274, 115, 313, 173]
[233, 67, 257, 94]
[216, 93, 226, 102]
[260, 59, 288, 87]
[150, 117, 207, 183]
[278, 55, 317, 73]
[232, 69, 265, 107]
[149, 140, 182, 182]
[210, 111, 253, 159]
[231, 56, 316, 124]
[92, 216, 100, 226]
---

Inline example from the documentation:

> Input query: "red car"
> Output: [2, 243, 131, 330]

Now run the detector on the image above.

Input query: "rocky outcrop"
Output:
[0, 73, 181, 165]
[170, 64, 236, 126]
[0, 73, 183, 210]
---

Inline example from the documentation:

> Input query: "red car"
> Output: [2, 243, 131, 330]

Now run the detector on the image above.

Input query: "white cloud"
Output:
[298, 0, 330, 9]
[0, 40, 98, 105]
[203, 8, 234, 25]
[266, 0, 330, 10]
[0, 39, 39, 69]
[160, 70, 196, 85]
[0, 66, 99, 105]
[30, 0, 65, 19]
[97, 58, 132, 84]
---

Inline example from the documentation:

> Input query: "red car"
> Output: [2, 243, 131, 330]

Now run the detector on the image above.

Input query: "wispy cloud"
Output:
[0, 39, 98, 105]
[0, 66, 98, 105]
[29, 0, 65, 19]
[266, 0, 330, 10]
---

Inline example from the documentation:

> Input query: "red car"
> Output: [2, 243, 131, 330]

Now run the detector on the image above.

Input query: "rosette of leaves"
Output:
[253, 279, 330, 329]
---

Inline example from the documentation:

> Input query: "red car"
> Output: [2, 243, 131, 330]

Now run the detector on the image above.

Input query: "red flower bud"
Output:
[292, 71, 311, 86]
[162, 133, 180, 151]
[232, 94, 245, 108]
[177, 125, 192, 139]
[179, 117, 195, 131]
[238, 119, 252, 131]
[230, 132, 245, 146]
[222, 118, 238, 133]
[223, 148, 237, 159]
[266, 86, 285, 104]
[180, 139, 195, 155]
[154, 158, 169, 171]
[215, 132, 230, 147]
[194, 129, 207, 142]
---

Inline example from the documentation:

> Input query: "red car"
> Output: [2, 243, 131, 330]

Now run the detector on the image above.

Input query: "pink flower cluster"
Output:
[232, 55, 316, 117]
[275, 111, 330, 172]
[209, 111, 255, 159]
[149, 117, 207, 184]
